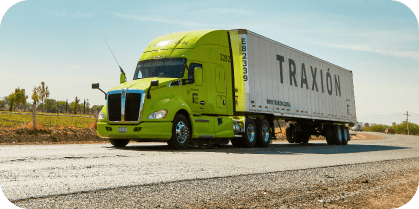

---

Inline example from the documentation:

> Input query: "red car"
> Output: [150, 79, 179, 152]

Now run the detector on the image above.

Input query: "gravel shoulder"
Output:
[12, 157, 419, 209]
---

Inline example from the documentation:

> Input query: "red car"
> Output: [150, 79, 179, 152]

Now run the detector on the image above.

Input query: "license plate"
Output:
[118, 127, 127, 133]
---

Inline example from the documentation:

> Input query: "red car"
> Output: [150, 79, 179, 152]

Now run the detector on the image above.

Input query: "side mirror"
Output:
[147, 80, 159, 99]
[92, 83, 99, 89]
[120, 73, 126, 84]
[195, 67, 203, 86]
[150, 80, 159, 86]
[92, 82, 107, 100]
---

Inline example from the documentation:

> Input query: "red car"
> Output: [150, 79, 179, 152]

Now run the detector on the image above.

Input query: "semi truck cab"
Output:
[94, 30, 239, 149]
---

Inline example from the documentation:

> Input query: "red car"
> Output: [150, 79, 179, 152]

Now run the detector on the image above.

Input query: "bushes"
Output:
[393, 122, 419, 135]
[363, 122, 419, 135]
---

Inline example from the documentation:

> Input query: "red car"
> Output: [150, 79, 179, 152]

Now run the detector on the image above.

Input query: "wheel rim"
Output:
[262, 124, 269, 142]
[247, 124, 255, 142]
[176, 121, 188, 144]
[337, 128, 342, 142]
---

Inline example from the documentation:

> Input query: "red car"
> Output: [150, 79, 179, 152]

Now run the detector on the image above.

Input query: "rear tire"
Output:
[332, 125, 343, 145]
[109, 139, 130, 148]
[325, 125, 334, 145]
[242, 118, 257, 148]
[285, 123, 295, 143]
[168, 114, 191, 150]
[342, 126, 349, 145]
[256, 119, 271, 147]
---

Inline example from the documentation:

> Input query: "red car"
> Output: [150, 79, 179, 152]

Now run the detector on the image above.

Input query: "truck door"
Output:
[215, 66, 227, 114]
[188, 63, 206, 114]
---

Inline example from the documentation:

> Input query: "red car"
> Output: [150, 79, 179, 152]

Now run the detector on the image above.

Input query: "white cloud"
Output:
[324, 43, 419, 60]
[109, 12, 232, 28]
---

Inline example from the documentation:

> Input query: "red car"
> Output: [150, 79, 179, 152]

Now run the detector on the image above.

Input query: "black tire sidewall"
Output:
[169, 114, 190, 150]
[285, 123, 295, 143]
[242, 118, 257, 148]
[256, 120, 271, 147]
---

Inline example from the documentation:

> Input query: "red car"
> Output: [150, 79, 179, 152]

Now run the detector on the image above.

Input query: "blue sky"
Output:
[0, 0, 418, 124]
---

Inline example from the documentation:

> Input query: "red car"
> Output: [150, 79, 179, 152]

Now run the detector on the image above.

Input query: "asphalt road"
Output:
[1, 132, 418, 201]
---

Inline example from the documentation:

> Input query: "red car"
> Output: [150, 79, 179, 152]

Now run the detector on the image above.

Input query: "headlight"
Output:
[98, 110, 105, 120]
[148, 109, 168, 119]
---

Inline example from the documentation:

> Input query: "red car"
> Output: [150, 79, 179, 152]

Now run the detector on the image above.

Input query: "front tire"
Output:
[109, 139, 130, 148]
[256, 119, 271, 147]
[168, 114, 191, 150]
[242, 118, 257, 148]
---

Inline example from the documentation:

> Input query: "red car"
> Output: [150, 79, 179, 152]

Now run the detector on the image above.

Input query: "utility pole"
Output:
[404, 111, 411, 135]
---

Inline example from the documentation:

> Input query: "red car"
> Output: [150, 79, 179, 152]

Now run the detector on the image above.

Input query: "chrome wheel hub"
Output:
[176, 121, 188, 144]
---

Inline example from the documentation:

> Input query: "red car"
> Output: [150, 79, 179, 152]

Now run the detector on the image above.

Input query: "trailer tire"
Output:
[242, 118, 257, 148]
[109, 139, 130, 148]
[332, 125, 343, 145]
[256, 119, 271, 147]
[168, 114, 191, 150]
[325, 125, 334, 145]
[285, 123, 295, 143]
[341, 125, 349, 145]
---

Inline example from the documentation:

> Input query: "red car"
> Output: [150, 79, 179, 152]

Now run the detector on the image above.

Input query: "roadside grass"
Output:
[0, 111, 95, 129]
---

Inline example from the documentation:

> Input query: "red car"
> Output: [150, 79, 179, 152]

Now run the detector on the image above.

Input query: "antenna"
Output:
[104, 39, 125, 75]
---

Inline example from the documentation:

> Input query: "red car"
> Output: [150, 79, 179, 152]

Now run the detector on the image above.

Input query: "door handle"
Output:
[200, 101, 205, 105]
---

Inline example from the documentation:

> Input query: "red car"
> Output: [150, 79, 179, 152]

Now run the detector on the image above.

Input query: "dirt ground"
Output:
[3, 125, 417, 208]
[0, 122, 107, 145]
[0, 125, 383, 145]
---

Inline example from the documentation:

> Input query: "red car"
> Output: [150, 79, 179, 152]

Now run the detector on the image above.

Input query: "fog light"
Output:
[134, 127, 142, 132]
[106, 127, 112, 131]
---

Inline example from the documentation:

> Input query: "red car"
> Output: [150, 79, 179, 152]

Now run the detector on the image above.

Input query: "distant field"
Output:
[0, 111, 95, 128]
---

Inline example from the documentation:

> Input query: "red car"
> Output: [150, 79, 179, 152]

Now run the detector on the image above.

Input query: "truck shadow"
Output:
[110, 142, 410, 155]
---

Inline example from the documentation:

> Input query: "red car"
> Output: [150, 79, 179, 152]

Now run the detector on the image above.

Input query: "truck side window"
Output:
[188, 63, 202, 81]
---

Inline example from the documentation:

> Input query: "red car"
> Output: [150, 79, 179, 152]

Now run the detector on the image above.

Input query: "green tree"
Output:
[71, 96, 80, 115]
[91, 105, 104, 116]
[44, 99, 57, 113]
[32, 86, 42, 129]
[394, 122, 419, 135]
[56, 101, 66, 113]
[363, 124, 388, 133]
[7, 88, 28, 112]
[39, 81, 50, 112]
[0, 99, 5, 110]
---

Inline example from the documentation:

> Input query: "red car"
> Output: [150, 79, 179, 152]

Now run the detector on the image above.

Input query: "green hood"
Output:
[109, 78, 177, 91]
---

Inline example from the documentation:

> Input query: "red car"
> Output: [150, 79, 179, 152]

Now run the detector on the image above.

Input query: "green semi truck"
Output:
[92, 29, 357, 149]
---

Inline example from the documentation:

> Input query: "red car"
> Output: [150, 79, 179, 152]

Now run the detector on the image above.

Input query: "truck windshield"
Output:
[134, 58, 186, 79]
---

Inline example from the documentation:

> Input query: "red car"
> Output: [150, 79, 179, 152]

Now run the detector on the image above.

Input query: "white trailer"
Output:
[230, 29, 357, 145]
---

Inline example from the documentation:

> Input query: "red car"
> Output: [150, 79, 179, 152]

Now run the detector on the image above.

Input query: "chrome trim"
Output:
[168, 79, 182, 87]
[121, 88, 126, 122]
[107, 89, 145, 124]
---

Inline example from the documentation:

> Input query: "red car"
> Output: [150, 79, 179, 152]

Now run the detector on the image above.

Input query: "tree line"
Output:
[363, 122, 419, 135]
[0, 82, 104, 115]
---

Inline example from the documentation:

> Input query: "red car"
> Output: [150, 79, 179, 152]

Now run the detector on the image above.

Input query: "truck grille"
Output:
[108, 93, 121, 121]
[125, 93, 142, 121]
[107, 90, 143, 123]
